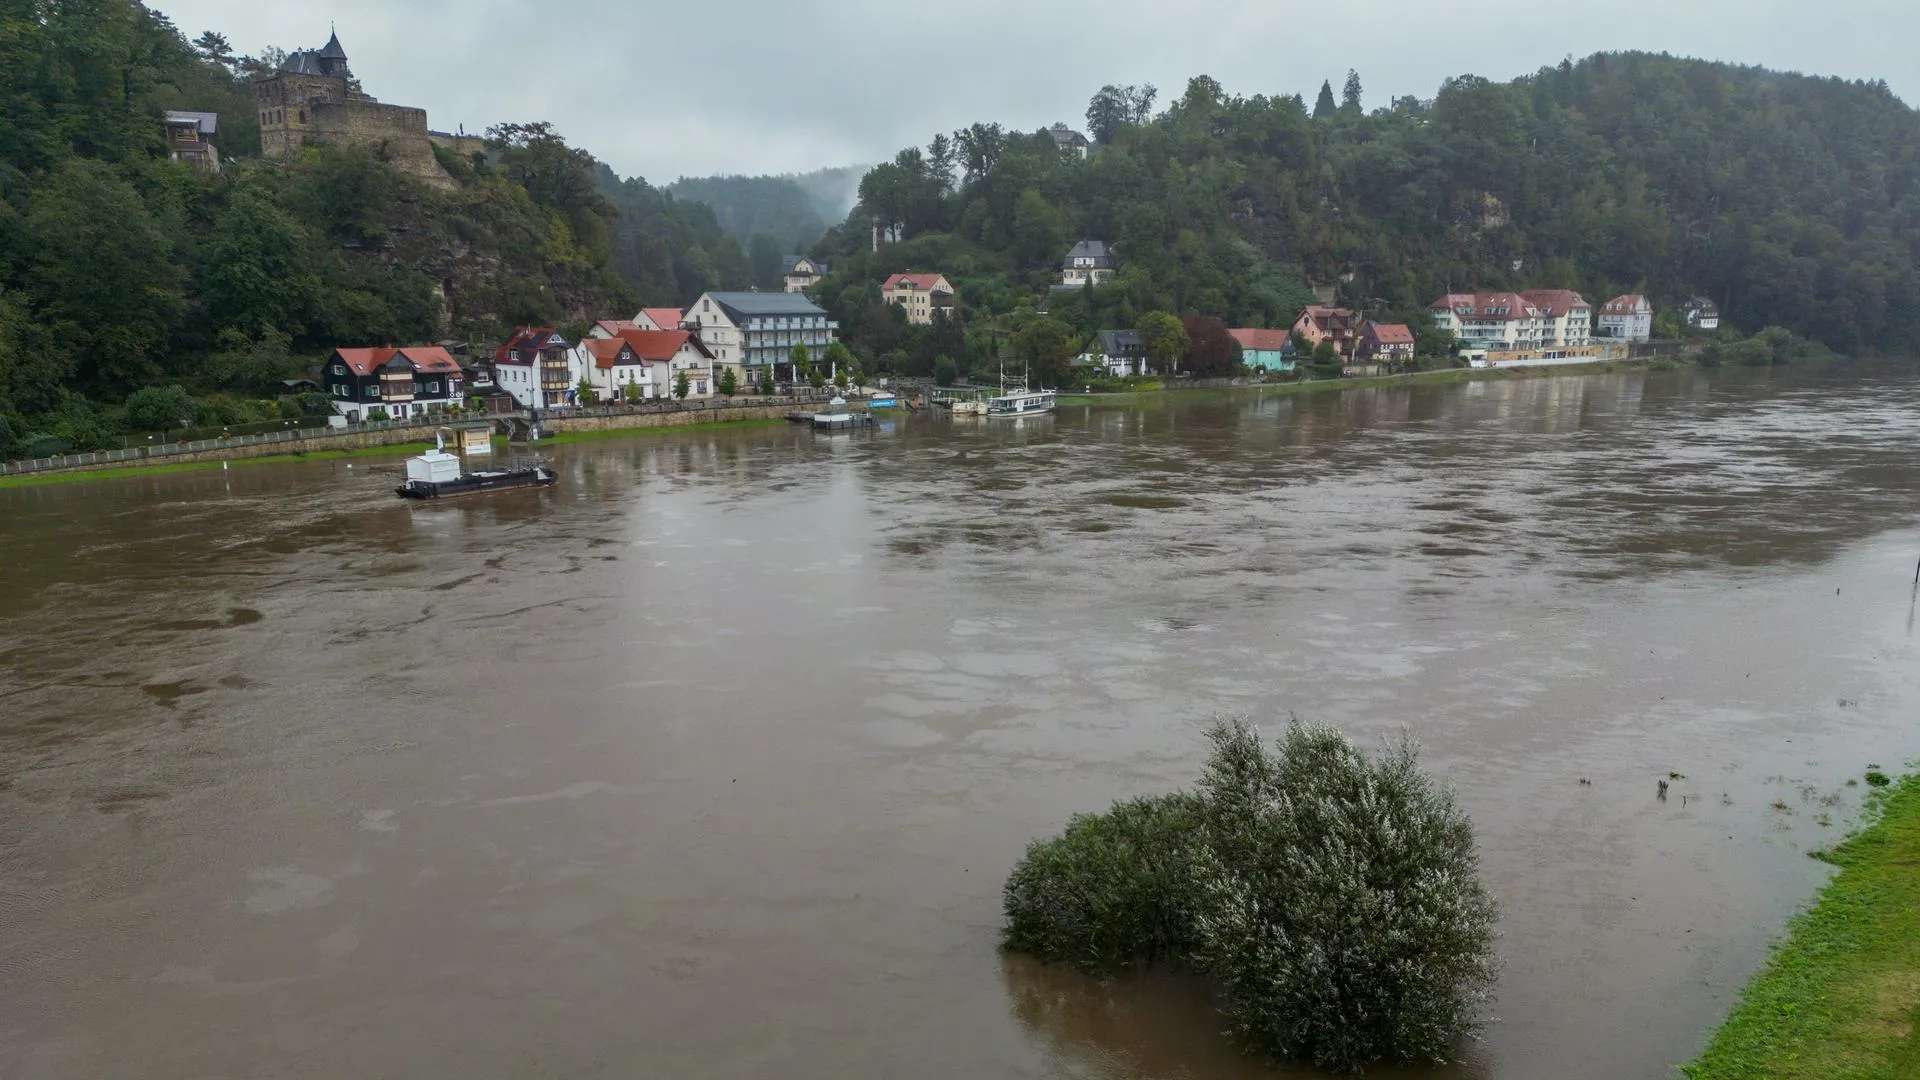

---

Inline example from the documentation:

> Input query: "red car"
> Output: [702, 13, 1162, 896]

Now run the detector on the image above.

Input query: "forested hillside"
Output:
[808, 58, 1920, 382]
[0, 0, 750, 454]
[666, 168, 867, 288]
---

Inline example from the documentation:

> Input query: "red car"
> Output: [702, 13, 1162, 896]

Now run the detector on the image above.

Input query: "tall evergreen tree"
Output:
[1313, 80, 1338, 120]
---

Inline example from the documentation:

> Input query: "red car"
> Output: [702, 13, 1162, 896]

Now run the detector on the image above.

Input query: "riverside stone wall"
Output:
[6, 401, 813, 477]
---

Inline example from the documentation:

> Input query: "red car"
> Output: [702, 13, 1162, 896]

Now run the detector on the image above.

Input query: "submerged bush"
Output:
[1191, 721, 1499, 1072]
[1001, 718, 1499, 1075]
[1002, 792, 1205, 970]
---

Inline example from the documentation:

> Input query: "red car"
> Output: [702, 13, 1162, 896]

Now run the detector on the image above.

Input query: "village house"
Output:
[576, 329, 719, 401]
[321, 346, 464, 422]
[162, 111, 219, 170]
[1227, 328, 1296, 372]
[1684, 297, 1722, 330]
[633, 307, 686, 332]
[578, 338, 643, 401]
[881, 273, 956, 325]
[1047, 123, 1091, 159]
[680, 291, 839, 384]
[1429, 293, 1547, 351]
[492, 326, 578, 409]
[1075, 330, 1149, 377]
[784, 256, 829, 293]
[586, 319, 639, 339]
[1056, 240, 1115, 289]
[1518, 290, 1594, 347]
[1356, 322, 1416, 367]
[1292, 306, 1362, 358]
[1597, 294, 1654, 342]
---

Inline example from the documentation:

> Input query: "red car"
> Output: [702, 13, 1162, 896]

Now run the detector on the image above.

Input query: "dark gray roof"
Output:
[708, 291, 831, 321]
[317, 32, 348, 60]
[280, 50, 326, 75]
[1097, 329, 1144, 355]
[787, 255, 827, 274]
[1064, 239, 1113, 266]
[164, 110, 218, 134]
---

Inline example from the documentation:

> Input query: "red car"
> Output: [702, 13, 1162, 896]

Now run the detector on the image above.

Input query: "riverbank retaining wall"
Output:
[3, 399, 820, 477]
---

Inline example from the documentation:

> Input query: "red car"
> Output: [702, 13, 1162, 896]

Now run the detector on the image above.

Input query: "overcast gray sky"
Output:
[155, 0, 1915, 186]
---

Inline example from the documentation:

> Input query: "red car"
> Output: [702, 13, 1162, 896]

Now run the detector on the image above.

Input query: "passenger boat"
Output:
[395, 428, 555, 499]
[986, 388, 1057, 418]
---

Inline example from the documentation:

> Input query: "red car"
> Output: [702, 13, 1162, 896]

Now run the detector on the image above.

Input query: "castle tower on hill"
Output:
[252, 31, 454, 188]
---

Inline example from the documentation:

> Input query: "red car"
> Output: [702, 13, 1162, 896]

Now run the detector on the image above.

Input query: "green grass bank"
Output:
[1685, 773, 1920, 1079]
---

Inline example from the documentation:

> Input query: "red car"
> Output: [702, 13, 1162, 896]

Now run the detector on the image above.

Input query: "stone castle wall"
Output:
[254, 73, 454, 188]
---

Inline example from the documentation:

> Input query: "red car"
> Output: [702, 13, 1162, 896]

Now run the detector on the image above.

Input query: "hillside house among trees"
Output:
[784, 256, 830, 293]
[1047, 123, 1091, 158]
[1685, 297, 1722, 330]
[1598, 295, 1655, 342]
[162, 111, 219, 170]
[1057, 240, 1115, 289]
[881, 273, 955, 325]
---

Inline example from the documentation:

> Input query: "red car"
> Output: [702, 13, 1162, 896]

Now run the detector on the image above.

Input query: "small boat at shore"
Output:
[986, 388, 1057, 418]
[395, 429, 555, 499]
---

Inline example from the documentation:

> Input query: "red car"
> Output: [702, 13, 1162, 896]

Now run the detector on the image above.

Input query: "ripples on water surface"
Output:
[4, 364, 1920, 1079]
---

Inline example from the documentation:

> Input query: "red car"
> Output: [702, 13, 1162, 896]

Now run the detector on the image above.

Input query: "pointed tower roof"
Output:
[317, 31, 347, 60]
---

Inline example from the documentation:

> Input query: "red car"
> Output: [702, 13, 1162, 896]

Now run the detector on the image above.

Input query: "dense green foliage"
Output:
[1002, 793, 1206, 970]
[1002, 719, 1498, 1074]
[810, 54, 1920, 382]
[0, 0, 750, 456]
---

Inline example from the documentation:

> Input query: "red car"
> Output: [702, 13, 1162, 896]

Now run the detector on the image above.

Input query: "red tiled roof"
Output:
[1601, 294, 1648, 314]
[1227, 328, 1290, 352]
[637, 307, 684, 330]
[1367, 322, 1415, 345]
[332, 346, 463, 377]
[1430, 292, 1541, 318]
[883, 273, 951, 293]
[613, 328, 713, 362]
[582, 339, 636, 369]
[1518, 289, 1590, 317]
[594, 319, 639, 336]
[494, 326, 562, 365]
[1296, 306, 1359, 332]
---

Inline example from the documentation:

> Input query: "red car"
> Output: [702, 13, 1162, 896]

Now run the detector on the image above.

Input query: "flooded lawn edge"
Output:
[1056, 359, 1653, 406]
[1685, 772, 1920, 1079]
[0, 418, 789, 490]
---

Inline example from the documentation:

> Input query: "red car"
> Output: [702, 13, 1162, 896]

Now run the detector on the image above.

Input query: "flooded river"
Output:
[5, 365, 1920, 1079]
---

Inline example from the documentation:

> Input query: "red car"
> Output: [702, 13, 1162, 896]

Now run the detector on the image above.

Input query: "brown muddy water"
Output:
[4, 365, 1920, 1079]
